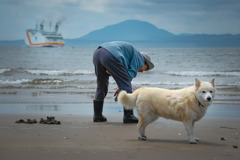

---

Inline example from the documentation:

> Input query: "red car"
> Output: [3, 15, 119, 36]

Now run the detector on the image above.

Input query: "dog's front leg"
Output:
[183, 121, 197, 144]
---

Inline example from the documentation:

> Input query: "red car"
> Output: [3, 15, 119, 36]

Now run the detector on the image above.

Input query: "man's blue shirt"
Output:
[100, 41, 144, 79]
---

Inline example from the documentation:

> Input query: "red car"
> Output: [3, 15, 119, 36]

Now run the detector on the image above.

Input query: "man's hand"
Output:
[106, 70, 111, 76]
[114, 89, 120, 102]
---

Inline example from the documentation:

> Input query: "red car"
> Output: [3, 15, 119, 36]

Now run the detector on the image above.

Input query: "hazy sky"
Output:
[0, 0, 240, 40]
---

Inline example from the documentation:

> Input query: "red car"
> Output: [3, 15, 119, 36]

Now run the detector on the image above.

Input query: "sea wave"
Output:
[0, 79, 64, 85]
[0, 68, 94, 76]
[26, 69, 94, 76]
[1, 78, 239, 87]
[0, 78, 96, 86]
[132, 81, 193, 86]
[0, 68, 11, 74]
[0, 79, 31, 85]
[162, 71, 240, 77]
[131, 80, 240, 88]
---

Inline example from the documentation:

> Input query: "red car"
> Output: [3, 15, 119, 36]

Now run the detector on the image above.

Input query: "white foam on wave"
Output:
[0, 79, 65, 85]
[26, 69, 94, 76]
[0, 68, 11, 74]
[27, 70, 62, 75]
[0, 78, 95, 85]
[72, 70, 94, 75]
[0, 79, 31, 85]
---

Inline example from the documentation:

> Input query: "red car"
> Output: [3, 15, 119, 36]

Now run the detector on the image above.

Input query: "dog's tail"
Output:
[118, 90, 138, 109]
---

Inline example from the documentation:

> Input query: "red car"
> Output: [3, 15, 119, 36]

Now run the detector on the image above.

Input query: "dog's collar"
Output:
[195, 96, 205, 107]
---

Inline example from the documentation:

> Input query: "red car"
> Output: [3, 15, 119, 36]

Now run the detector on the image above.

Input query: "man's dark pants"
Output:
[93, 47, 132, 101]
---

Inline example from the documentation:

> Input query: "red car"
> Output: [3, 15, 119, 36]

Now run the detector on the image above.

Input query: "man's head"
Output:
[140, 52, 154, 71]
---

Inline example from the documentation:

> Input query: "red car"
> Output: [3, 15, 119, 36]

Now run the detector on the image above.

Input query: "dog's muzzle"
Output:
[207, 97, 212, 101]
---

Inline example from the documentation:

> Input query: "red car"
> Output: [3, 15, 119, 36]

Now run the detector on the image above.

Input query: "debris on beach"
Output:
[15, 119, 37, 124]
[220, 137, 226, 141]
[39, 116, 61, 125]
[232, 145, 238, 149]
[15, 116, 61, 125]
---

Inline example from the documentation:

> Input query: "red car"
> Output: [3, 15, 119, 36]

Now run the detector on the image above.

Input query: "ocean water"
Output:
[0, 46, 240, 105]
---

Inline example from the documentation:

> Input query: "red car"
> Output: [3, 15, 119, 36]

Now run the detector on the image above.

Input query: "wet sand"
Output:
[0, 103, 240, 160]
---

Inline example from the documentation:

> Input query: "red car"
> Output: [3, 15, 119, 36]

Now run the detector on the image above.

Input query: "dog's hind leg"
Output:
[183, 120, 198, 144]
[138, 115, 147, 140]
[138, 113, 158, 141]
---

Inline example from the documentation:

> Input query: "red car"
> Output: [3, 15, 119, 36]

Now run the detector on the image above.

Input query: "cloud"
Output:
[79, 0, 109, 12]
[0, 0, 240, 40]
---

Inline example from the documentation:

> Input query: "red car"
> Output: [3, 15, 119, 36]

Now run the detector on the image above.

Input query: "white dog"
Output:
[118, 78, 216, 144]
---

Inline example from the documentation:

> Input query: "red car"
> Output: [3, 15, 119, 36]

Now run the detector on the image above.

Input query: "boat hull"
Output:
[25, 30, 65, 47]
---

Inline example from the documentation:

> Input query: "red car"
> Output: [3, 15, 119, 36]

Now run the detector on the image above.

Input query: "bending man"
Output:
[93, 41, 154, 123]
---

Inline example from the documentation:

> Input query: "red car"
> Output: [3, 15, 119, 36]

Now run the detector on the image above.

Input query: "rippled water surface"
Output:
[0, 47, 240, 104]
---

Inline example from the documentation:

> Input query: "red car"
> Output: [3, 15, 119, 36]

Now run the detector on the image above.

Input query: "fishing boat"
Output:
[25, 21, 65, 47]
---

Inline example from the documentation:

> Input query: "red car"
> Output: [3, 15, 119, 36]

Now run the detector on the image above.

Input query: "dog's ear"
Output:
[210, 78, 215, 87]
[195, 78, 201, 89]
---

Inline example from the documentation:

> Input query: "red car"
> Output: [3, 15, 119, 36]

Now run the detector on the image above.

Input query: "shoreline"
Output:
[0, 103, 240, 119]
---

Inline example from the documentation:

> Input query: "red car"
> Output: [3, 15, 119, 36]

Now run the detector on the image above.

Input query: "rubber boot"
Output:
[93, 100, 107, 122]
[123, 108, 138, 123]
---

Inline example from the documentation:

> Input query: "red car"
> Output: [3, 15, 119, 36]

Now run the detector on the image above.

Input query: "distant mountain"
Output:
[80, 20, 175, 41]
[1, 19, 240, 47]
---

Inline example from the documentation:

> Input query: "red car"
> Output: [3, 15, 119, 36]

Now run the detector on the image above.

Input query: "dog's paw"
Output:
[138, 136, 147, 141]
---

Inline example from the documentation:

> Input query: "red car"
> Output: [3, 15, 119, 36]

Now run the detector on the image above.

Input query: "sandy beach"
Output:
[0, 103, 239, 160]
